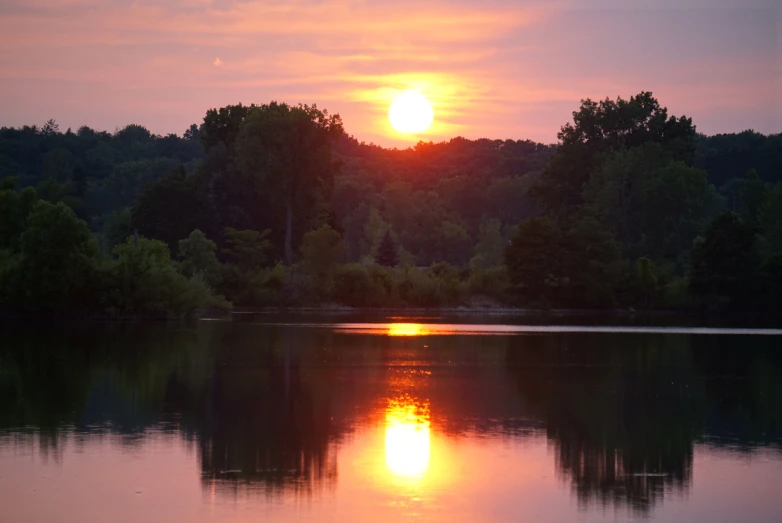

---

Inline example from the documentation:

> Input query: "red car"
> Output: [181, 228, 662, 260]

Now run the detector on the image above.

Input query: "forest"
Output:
[1, 92, 781, 317]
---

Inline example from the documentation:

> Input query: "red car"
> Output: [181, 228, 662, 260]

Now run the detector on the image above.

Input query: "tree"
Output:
[41, 119, 59, 135]
[101, 207, 133, 251]
[235, 102, 343, 264]
[376, 230, 398, 267]
[178, 229, 223, 287]
[300, 225, 343, 300]
[301, 225, 343, 271]
[15, 201, 102, 313]
[635, 257, 658, 310]
[470, 219, 505, 270]
[222, 228, 272, 272]
[562, 216, 622, 307]
[109, 236, 221, 317]
[583, 144, 714, 262]
[641, 161, 715, 260]
[201, 103, 254, 154]
[533, 92, 696, 214]
[132, 169, 210, 253]
[763, 253, 782, 311]
[739, 169, 769, 226]
[115, 124, 153, 145]
[690, 212, 762, 310]
[759, 182, 782, 254]
[0, 181, 37, 250]
[505, 217, 564, 304]
[183, 123, 201, 142]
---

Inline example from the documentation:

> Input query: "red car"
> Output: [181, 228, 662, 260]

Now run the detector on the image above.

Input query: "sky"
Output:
[0, 0, 780, 147]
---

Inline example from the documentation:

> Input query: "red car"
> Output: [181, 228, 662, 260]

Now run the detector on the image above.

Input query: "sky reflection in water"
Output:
[1, 318, 781, 522]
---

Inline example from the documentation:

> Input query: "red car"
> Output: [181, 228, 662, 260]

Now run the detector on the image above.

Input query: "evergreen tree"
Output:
[376, 230, 398, 267]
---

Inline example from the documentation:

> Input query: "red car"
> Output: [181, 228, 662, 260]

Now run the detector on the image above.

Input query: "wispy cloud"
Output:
[0, 0, 778, 145]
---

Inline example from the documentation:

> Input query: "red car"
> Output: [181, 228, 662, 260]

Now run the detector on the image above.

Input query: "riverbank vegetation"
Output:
[1, 93, 781, 317]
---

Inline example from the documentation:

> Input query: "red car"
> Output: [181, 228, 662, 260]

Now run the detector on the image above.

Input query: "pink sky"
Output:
[0, 0, 779, 147]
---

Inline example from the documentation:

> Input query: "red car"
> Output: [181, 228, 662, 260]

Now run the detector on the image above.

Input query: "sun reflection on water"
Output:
[385, 398, 431, 480]
[387, 323, 429, 337]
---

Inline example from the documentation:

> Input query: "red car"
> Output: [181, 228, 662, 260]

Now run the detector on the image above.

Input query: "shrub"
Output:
[467, 267, 510, 301]
[108, 236, 228, 318]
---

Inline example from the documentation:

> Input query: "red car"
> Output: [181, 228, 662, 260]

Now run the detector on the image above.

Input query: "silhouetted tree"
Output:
[376, 230, 398, 267]
[690, 212, 762, 310]
[505, 217, 564, 304]
[132, 169, 210, 253]
[235, 103, 343, 264]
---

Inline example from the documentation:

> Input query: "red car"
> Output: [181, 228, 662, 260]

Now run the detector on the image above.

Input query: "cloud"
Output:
[0, 0, 778, 145]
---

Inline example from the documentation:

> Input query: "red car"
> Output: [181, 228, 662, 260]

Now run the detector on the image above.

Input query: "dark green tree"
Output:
[739, 169, 769, 226]
[759, 182, 782, 254]
[376, 230, 398, 267]
[469, 219, 505, 270]
[14, 201, 103, 313]
[132, 169, 210, 253]
[0, 180, 37, 250]
[562, 216, 622, 307]
[109, 236, 222, 317]
[690, 212, 762, 310]
[100, 207, 133, 252]
[505, 217, 564, 304]
[533, 92, 696, 215]
[583, 143, 714, 261]
[635, 257, 658, 310]
[235, 102, 343, 264]
[178, 229, 223, 287]
[222, 228, 272, 272]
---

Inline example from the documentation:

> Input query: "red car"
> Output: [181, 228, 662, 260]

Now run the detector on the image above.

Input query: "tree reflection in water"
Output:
[0, 320, 781, 515]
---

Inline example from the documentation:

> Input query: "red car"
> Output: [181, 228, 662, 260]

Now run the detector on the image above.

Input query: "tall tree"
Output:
[533, 92, 696, 215]
[235, 102, 343, 264]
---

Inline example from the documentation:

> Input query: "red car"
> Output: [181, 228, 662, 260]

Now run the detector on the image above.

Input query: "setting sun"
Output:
[388, 91, 434, 134]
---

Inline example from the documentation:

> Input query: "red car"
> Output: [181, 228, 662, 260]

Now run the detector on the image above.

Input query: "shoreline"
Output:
[2, 306, 781, 327]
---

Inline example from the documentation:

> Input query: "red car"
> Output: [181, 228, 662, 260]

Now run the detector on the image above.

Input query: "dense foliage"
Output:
[1, 93, 781, 315]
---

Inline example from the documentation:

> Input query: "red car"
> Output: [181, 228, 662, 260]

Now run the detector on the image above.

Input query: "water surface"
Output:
[1, 315, 781, 522]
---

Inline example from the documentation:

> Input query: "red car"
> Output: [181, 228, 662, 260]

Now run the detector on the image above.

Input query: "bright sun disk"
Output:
[389, 91, 434, 134]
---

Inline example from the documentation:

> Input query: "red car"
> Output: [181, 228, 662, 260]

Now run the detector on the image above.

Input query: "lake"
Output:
[1, 313, 782, 522]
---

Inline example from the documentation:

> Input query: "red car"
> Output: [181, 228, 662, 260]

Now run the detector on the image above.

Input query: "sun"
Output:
[388, 91, 434, 134]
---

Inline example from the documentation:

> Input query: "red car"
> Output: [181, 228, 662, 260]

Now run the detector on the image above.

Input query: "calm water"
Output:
[2, 314, 782, 522]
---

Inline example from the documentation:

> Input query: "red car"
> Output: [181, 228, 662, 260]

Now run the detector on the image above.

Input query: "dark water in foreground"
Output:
[1, 315, 782, 522]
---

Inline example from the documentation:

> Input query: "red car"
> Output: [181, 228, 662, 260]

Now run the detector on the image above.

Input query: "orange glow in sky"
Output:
[0, 1, 778, 146]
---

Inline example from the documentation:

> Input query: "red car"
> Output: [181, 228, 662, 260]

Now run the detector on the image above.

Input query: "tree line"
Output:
[1, 92, 781, 316]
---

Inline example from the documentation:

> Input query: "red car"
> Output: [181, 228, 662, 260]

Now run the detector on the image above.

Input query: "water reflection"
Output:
[387, 323, 429, 337]
[1, 321, 781, 522]
[385, 397, 431, 480]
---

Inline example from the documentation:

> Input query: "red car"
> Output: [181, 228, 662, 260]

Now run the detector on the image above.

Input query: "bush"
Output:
[333, 263, 394, 307]
[107, 236, 228, 318]
[396, 266, 460, 307]
[660, 276, 692, 310]
[467, 267, 510, 301]
[233, 263, 287, 307]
